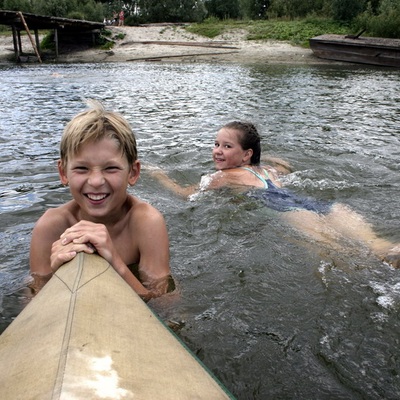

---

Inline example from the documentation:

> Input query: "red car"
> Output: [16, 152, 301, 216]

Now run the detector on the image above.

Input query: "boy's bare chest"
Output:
[111, 226, 140, 264]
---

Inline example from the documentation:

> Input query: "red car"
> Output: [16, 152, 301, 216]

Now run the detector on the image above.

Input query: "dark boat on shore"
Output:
[309, 34, 400, 68]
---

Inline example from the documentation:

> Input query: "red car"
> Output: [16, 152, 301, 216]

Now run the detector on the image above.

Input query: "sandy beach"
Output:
[0, 24, 325, 65]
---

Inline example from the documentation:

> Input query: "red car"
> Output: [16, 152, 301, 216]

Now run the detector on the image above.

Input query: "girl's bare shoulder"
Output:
[201, 170, 236, 189]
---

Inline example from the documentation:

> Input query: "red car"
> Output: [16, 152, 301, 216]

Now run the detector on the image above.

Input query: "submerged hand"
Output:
[384, 245, 400, 268]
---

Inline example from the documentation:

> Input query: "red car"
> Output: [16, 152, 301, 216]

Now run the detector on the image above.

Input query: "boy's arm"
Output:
[104, 205, 171, 301]
[29, 210, 66, 292]
[134, 204, 172, 296]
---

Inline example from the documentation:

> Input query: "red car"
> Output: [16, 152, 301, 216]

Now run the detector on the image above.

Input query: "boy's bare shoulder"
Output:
[34, 202, 78, 232]
[129, 195, 165, 221]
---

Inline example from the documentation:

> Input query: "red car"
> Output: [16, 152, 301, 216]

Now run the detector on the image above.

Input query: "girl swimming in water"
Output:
[150, 121, 399, 268]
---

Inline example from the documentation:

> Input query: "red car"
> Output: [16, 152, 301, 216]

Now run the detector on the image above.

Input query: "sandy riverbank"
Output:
[0, 24, 327, 65]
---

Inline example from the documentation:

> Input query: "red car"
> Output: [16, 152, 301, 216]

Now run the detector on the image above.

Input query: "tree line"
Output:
[1, 0, 399, 37]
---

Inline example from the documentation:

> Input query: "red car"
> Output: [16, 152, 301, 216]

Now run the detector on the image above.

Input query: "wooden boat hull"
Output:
[309, 34, 400, 68]
[0, 253, 233, 399]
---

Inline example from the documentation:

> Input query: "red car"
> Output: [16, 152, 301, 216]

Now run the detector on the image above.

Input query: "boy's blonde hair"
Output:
[60, 100, 137, 168]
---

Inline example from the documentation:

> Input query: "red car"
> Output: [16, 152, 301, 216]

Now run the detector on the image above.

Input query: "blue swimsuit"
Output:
[242, 167, 333, 214]
[241, 167, 270, 188]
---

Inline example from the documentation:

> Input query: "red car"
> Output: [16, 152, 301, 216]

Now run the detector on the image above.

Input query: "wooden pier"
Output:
[0, 10, 104, 62]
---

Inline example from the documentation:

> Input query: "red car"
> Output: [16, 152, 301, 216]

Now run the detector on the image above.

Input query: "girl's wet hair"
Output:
[60, 99, 137, 168]
[223, 121, 261, 165]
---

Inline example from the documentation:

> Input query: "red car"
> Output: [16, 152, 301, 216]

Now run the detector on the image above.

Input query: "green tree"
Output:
[240, 0, 270, 19]
[369, 0, 382, 12]
[268, 0, 326, 18]
[135, 0, 205, 23]
[357, 0, 400, 37]
[32, 0, 104, 21]
[205, 0, 241, 19]
[3, 0, 33, 12]
[331, 0, 367, 21]
[33, 0, 74, 17]
[79, 0, 105, 21]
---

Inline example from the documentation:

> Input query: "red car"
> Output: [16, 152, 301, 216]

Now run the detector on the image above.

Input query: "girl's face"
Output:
[212, 128, 252, 170]
[58, 137, 139, 222]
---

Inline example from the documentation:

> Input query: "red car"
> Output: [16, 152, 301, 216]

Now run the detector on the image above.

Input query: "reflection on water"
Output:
[1, 61, 400, 399]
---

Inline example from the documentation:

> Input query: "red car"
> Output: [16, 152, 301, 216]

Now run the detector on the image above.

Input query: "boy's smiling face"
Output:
[58, 137, 139, 222]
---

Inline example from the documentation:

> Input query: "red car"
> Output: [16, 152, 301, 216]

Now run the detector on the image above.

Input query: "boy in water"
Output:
[30, 100, 173, 301]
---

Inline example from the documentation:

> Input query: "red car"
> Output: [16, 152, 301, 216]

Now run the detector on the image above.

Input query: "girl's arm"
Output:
[149, 168, 198, 198]
[261, 156, 293, 175]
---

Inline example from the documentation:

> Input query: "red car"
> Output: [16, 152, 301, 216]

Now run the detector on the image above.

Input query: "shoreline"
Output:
[0, 25, 329, 65]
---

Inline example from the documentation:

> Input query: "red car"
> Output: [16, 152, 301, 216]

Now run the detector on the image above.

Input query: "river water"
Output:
[0, 61, 399, 399]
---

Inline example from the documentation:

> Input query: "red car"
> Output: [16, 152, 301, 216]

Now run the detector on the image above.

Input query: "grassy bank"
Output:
[185, 18, 352, 47]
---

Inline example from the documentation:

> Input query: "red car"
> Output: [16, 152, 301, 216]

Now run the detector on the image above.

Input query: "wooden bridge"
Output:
[0, 10, 104, 62]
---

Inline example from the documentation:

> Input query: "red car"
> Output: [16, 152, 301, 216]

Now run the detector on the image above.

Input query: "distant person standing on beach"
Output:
[119, 10, 125, 26]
